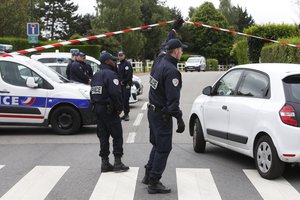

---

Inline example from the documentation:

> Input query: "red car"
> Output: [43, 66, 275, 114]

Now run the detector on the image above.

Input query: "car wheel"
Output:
[50, 106, 81, 135]
[193, 118, 206, 153]
[185, 69, 188, 72]
[254, 135, 285, 179]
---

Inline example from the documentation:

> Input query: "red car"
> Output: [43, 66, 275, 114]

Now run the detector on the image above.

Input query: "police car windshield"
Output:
[26, 59, 69, 83]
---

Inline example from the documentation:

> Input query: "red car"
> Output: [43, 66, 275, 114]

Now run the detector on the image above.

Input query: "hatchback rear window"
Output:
[283, 75, 300, 102]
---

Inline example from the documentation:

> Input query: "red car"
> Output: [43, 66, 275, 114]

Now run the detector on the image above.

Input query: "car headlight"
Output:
[79, 88, 90, 99]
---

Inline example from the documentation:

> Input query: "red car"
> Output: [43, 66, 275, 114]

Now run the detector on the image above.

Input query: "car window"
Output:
[0, 61, 44, 87]
[85, 60, 99, 74]
[283, 75, 300, 102]
[237, 71, 269, 98]
[214, 70, 243, 96]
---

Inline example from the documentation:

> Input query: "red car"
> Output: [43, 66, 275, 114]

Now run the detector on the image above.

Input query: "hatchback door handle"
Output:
[222, 105, 227, 110]
[0, 90, 10, 94]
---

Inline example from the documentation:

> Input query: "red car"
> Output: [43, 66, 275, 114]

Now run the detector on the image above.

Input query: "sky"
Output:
[72, 0, 299, 25]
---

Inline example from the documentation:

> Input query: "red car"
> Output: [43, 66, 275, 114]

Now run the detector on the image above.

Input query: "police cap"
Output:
[118, 51, 125, 56]
[165, 39, 188, 50]
[99, 52, 117, 63]
[70, 49, 79, 56]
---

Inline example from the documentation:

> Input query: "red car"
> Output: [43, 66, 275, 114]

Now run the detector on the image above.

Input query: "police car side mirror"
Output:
[202, 86, 213, 96]
[26, 77, 38, 88]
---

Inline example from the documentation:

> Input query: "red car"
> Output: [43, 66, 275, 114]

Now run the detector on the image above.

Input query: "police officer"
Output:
[117, 51, 133, 121]
[70, 52, 91, 84]
[66, 49, 79, 79]
[90, 52, 129, 173]
[82, 54, 93, 79]
[142, 39, 187, 194]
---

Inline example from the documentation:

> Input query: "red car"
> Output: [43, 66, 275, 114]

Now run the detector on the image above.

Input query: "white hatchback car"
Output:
[189, 63, 300, 179]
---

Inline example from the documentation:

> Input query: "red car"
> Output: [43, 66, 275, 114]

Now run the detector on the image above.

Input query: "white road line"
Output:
[141, 102, 148, 111]
[133, 113, 144, 126]
[176, 168, 221, 200]
[1, 165, 69, 200]
[126, 132, 137, 143]
[244, 169, 300, 200]
[0, 165, 4, 170]
[89, 167, 139, 200]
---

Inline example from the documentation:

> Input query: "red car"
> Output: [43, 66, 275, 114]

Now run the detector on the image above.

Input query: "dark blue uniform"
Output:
[66, 60, 73, 80]
[90, 63, 123, 158]
[70, 61, 90, 84]
[117, 59, 133, 115]
[146, 54, 183, 180]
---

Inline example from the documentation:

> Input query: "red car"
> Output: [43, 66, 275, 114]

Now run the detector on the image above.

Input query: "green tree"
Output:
[36, 0, 79, 40]
[70, 14, 95, 38]
[190, 2, 234, 64]
[0, 0, 31, 37]
[93, 0, 145, 58]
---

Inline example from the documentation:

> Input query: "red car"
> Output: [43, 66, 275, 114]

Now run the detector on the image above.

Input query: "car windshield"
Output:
[187, 58, 201, 63]
[24, 59, 69, 83]
[283, 74, 300, 102]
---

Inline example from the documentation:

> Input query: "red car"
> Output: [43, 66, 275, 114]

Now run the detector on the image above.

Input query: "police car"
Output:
[0, 55, 96, 134]
[31, 51, 140, 103]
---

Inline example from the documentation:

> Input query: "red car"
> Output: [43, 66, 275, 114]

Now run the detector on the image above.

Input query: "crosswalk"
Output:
[0, 165, 300, 200]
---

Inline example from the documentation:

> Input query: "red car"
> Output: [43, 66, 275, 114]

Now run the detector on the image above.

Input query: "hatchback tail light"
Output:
[279, 104, 298, 127]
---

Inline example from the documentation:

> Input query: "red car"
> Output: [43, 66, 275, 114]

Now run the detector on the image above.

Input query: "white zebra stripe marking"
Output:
[89, 167, 139, 200]
[0, 165, 4, 170]
[176, 168, 222, 200]
[126, 132, 137, 143]
[141, 102, 148, 111]
[133, 113, 144, 126]
[244, 169, 300, 200]
[1, 166, 69, 200]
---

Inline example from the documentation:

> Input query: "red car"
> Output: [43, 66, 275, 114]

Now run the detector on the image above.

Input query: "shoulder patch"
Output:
[113, 79, 119, 85]
[125, 66, 129, 70]
[172, 78, 179, 87]
[150, 76, 158, 90]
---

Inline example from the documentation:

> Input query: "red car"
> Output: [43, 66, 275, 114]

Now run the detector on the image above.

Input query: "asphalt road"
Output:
[0, 71, 300, 200]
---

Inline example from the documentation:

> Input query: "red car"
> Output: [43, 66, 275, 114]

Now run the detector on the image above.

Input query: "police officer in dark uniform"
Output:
[66, 49, 79, 79]
[82, 54, 93, 79]
[70, 52, 91, 84]
[90, 52, 129, 173]
[117, 51, 133, 121]
[143, 39, 187, 194]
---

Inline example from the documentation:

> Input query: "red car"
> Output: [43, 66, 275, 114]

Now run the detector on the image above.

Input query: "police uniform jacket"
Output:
[149, 54, 182, 120]
[70, 61, 90, 84]
[117, 60, 133, 86]
[66, 60, 74, 80]
[90, 63, 123, 112]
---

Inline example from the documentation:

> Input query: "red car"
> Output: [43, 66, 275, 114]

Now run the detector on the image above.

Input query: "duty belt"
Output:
[147, 103, 162, 112]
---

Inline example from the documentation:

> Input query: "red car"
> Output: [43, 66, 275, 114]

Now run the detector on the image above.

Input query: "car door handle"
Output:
[222, 105, 227, 110]
[0, 90, 10, 94]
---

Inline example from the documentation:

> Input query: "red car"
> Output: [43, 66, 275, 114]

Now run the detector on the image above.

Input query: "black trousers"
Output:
[145, 110, 173, 179]
[94, 104, 123, 158]
[122, 86, 131, 115]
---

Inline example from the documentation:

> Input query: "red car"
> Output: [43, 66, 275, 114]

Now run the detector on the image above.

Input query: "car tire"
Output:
[193, 118, 206, 153]
[254, 135, 285, 179]
[50, 105, 81, 135]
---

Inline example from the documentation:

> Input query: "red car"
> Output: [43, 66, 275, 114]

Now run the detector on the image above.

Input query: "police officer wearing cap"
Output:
[117, 51, 133, 121]
[142, 38, 187, 194]
[90, 52, 129, 173]
[66, 49, 79, 79]
[70, 52, 91, 84]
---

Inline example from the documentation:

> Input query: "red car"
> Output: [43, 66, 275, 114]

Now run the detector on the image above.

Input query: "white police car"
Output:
[0, 55, 96, 134]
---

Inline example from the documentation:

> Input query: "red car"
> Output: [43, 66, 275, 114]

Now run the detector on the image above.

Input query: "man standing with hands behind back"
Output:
[117, 51, 133, 121]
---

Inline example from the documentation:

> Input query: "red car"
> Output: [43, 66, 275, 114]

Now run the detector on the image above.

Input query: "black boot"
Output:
[141, 167, 150, 185]
[148, 177, 171, 194]
[113, 157, 129, 172]
[101, 158, 113, 173]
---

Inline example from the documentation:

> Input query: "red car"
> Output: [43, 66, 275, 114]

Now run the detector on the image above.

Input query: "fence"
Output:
[131, 61, 233, 72]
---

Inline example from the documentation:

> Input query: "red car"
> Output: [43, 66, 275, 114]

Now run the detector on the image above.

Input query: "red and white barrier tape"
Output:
[1, 20, 299, 57]
[186, 21, 300, 48]
[0, 20, 175, 57]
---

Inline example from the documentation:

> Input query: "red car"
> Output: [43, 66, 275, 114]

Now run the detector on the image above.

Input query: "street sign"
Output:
[27, 23, 39, 36]
[28, 36, 38, 44]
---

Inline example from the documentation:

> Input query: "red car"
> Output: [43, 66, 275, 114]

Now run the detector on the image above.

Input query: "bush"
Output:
[230, 39, 250, 65]
[261, 37, 300, 63]
[180, 54, 190, 62]
[244, 24, 299, 63]
[207, 58, 218, 71]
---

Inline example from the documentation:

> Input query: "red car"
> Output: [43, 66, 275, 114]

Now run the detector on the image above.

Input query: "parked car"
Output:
[0, 55, 96, 134]
[185, 55, 206, 72]
[31, 51, 143, 96]
[189, 63, 300, 179]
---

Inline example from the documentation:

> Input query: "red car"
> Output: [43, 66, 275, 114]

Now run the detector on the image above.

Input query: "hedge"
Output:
[244, 24, 299, 63]
[261, 37, 300, 63]
[230, 39, 250, 65]
[207, 58, 218, 71]
[0, 37, 101, 59]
